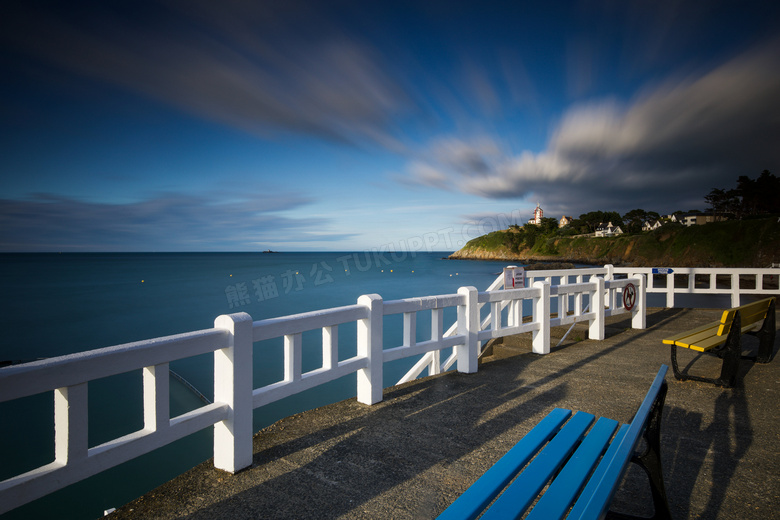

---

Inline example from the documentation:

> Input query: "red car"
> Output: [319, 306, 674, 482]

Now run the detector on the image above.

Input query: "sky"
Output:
[1, 0, 779, 252]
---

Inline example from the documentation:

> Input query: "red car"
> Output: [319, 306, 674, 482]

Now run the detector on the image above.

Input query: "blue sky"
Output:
[1, 0, 779, 252]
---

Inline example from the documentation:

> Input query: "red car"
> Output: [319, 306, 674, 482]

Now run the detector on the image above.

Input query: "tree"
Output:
[539, 217, 559, 235]
[623, 209, 660, 233]
[523, 223, 540, 248]
[710, 170, 780, 219]
[742, 170, 780, 216]
[704, 188, 740, 217]
[577, 211, 624, 233]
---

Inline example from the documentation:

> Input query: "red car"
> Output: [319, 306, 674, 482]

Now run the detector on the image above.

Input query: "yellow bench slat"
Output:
[663, 321, 720, 345]
[720, 298, 774, 331]
[662, 322, 721, 345]
[679, 334, 726, 352]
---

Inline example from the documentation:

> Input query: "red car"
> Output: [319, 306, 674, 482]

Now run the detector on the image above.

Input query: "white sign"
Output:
[503, 267, 526, 289]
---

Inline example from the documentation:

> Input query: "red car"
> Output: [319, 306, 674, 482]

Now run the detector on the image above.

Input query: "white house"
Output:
[595, 222, 623, 237]
[642, 220, 662, 232]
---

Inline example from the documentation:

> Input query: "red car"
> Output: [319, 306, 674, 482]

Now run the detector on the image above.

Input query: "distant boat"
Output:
[262, 250, 278, 253]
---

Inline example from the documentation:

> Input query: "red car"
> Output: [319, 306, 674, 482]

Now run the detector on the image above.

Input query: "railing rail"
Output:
[1, 263, 777, 513]
[613, 266, 778, 307]
[0, 327, 235, 514]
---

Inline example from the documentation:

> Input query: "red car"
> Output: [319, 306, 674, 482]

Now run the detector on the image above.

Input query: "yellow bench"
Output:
[662, 297, 776, 387]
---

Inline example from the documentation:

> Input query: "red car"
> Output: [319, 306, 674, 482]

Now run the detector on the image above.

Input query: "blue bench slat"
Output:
[524, 417, 620, 520]
[564, 424, 629, 520]
[568, 365, 668, 520]
[436, 408, 572, 520]
[479, 411, 596, 520]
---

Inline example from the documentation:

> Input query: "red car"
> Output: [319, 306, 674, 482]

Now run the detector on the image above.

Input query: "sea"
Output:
[0, 251, 526, 519]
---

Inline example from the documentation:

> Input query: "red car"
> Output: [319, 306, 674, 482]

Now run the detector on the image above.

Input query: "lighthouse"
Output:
[528, 203, 543, 225]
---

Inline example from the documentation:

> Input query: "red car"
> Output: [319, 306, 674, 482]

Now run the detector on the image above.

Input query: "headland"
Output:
[450, 217, 780, 267]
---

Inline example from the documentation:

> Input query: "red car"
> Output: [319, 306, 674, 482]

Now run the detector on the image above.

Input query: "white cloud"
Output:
[403, 43, 780, 215]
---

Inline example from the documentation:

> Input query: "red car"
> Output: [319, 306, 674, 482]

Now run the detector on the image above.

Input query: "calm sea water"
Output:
[0, 252, 518, 519]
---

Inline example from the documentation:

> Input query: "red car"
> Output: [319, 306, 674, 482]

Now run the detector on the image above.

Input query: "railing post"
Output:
[457, 286, 479, 373]
[589, 276, 605, 340]
[213, 312, 253, 473]
[666, 272, 675, 308]
[322, 326, 338, 370]
[532, 281, 551, 354]
[143, 363, 170, 432]
[731, 272, 741, 307]
[357, 294, 383, 405]
[631, 274, 646, 329]
[430, 308, 443, 375]
[54, 383, 88, 465]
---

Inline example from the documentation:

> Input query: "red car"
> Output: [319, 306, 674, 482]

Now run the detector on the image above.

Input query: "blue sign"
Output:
[652, 268, 674, 274]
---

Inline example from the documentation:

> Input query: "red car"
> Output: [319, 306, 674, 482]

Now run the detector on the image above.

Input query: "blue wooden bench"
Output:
[437, 366, 670, 520]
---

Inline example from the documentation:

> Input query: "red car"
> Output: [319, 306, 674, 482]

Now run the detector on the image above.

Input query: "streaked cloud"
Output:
[0, 191, 331, 251]
[0, 0, 411, 150]
[403, 43, 780, 216]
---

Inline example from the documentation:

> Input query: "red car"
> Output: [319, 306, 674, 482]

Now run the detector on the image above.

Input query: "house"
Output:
[681, 213, 727, 227]
[642, 220, 662, 232]
[595, 221, 623, 237]
[559, 215, 574, 228]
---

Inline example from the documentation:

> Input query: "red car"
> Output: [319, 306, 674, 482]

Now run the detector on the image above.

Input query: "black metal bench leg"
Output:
[606, 381, 672, 520]
[717, 312, 742, 388]
[670, 344, 726, 387]
[669, 345, 686, 381]
[756, 299, 776, 364]
[671, 312, 746, 388]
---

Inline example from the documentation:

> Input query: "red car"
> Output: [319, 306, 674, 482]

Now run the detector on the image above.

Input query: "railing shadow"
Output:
[159, 311, 689, 519]
[170, 361, 572, 519]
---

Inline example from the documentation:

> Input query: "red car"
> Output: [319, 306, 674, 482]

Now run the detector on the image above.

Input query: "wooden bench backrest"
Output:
[717, 297, 775, 336]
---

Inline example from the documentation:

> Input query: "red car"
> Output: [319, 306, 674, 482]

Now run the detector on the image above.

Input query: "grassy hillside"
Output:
[450, 217, 780, 267]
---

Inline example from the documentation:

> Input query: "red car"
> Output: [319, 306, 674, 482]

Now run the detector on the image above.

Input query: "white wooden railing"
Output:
[611, 266, 779, 308]
[1, 264, 777, 514]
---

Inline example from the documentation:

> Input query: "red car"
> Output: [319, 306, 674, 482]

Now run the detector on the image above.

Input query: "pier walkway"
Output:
[110, 307, 779, 519]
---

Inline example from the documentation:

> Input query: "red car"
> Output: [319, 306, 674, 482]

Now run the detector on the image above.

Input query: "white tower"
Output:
[532, 203, 543, 225]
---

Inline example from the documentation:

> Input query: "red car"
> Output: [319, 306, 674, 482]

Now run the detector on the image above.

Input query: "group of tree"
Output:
[501, 170, 777, 251]
[705, 170, 779, 218]
[561, 210, 663, 235]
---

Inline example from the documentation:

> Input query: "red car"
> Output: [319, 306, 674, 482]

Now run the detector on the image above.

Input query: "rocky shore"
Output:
[448, 248, 594, 267]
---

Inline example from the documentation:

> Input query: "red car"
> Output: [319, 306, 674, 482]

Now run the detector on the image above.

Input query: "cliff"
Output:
[449, 217, 780, 268]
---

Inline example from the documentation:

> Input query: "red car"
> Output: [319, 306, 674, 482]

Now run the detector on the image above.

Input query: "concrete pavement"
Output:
[109, 307, 780, 519]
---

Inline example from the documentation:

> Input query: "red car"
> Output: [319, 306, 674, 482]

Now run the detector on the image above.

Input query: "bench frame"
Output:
[665, 298, 776, 388]
[437, 366, 671, 520]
